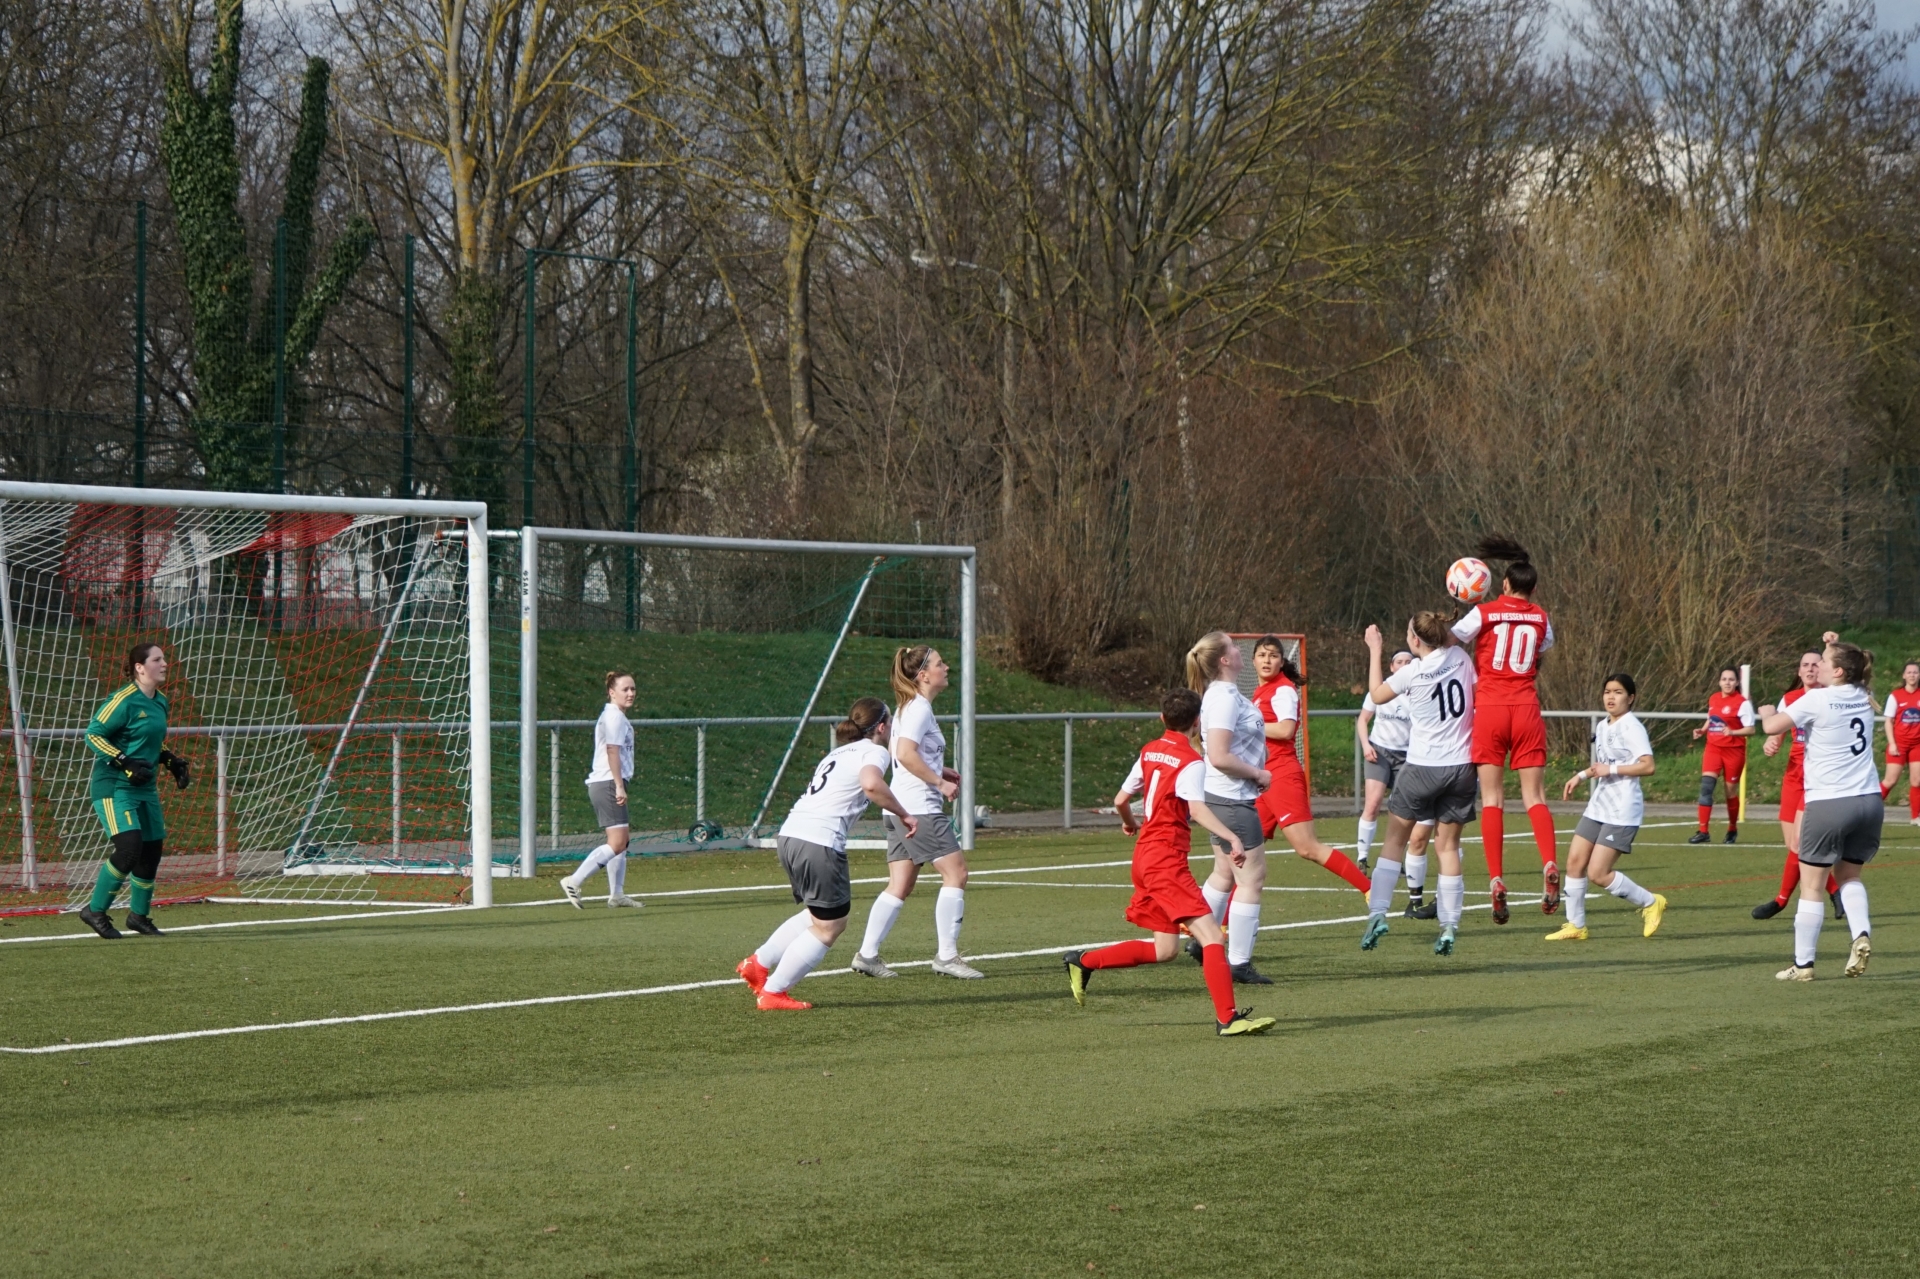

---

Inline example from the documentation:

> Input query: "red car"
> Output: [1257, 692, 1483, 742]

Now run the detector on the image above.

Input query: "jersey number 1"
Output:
[1490, 622, 1538, 674]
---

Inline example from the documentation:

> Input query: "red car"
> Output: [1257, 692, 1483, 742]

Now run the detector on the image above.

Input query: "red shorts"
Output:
[1780, 765, 1804, 823]
[1257, 763, 1313, 837]
[1125, 848, 1211, 935]
[1471, 701, 1548, 770]
[1701, 738, 1747, 781]
[1889, 737, 1920, 765]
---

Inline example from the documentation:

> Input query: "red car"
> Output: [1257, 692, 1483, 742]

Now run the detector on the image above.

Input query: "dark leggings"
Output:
[108, 829, 164, 881]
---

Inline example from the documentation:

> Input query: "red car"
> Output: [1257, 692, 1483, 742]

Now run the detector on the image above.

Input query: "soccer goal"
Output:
[510, 526, 976, 872]
[0, 482, 495, 914]
[1228, 632, 1310, 777]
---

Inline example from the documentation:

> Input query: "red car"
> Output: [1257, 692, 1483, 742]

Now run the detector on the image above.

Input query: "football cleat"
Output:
[607, 893, 643, 909]
[1830, 890, 1846, 922]
[1723, 829, 1739, 844]
[1774, 964, 1814, 982]
[1752, 899, 1786, 920]
[1433, 927, 1457, 956]
[736, 954, 770, 995]
[1845, 933, 1871, 978]
[1184, 936, 1204, 964]
[756, 990, 812, 1010]
[1360, 913, 1390, 950]
[1910, 815, 1920, 827]
[850, 952, 897, 979]
[1543, 923, 1588, 942]
[1541, 861, 1562, 915]
[1063, 951, 1092, 1006]
[1641, 894, 1668, 938]
[1230, 963, 1273, 985]
[561, 881, 584, 910]
[1490, 878, 1509, 925]
[931, 957, 986, 979]
[1406, 896, 1438, 921]
[76, 907, 121, 939]
[1687, 831, 1711, 845]
[123, 912, 163, 936]
[1217, 1008, 1277, 1036]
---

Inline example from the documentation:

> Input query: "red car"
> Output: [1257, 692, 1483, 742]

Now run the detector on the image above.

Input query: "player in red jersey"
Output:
[1450, 535, 1558, 923]
[1753, 648, 1842, 921]
[1879, 660, 1920, 823]
[1062, 689, 1276, 1036]
[1248, 635, 1370, 897]
[1688, 667, 1755, 844]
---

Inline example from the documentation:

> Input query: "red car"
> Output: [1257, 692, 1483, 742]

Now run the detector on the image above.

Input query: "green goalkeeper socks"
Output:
[89, 863, 128, 913]
[129, 876, 154, 916]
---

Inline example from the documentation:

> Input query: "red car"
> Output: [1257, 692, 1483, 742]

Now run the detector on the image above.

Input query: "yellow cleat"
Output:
[1543, 923, 1588, 942]
[1845, 933, 1871, 978]
[1641, 894, 1668, 938]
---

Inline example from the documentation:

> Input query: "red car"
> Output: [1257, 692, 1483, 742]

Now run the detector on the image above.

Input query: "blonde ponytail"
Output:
[1186, 631, 1233, 693]
[892, 645, 935, 707]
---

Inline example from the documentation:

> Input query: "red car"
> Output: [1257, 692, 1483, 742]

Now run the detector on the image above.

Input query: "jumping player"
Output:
[561, 671, 642, 908]
[1544, 673, 1668, 941]
[1688, 667, 1755, 844]
[1753, 650, 1842, 921]
[1249, 635, 1370, 898]
[1451, 535, 1559, 922]
[76, 643, 192, 938]
[1356, 651, 1436, 916]
[1360, 613, 1477, 956]
[1061, 689, 1277, 1036]
[738, 698, 920, 1010]
[1880, 660, 1920, 823]
[1188, 631, 1275, 984]
[1755, 638, 1877, 980]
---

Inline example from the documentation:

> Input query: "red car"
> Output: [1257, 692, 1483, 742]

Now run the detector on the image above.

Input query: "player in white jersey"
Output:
[1355, 650, 1435, 915]
[1360, 612, 1477, 956]
[562, 671, 643, 908]
[738, 698, 920, 1010]
[1544, 673, 1667, 941]
[1187, 631, 1276, 985]
[1755, 634, 1879, 981]
[850, 645, 979, 980]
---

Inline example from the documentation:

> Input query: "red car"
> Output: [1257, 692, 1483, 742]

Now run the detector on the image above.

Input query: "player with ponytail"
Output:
[1187, 631, 1276, 985]
[1247, 635, 1371, 899]
[1753, 650, 1841, 921]
[1688, 667, 1756, 844]
[561, 670, 642, 909]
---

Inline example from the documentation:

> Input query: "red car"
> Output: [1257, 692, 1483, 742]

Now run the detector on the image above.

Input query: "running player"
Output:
[738, 698, 919, 1010]
[1753, 650, 1841, 921]
[1359, 612, 1477, 956]
[1061, 688, 1277, 1036]
[1755, 639, 1877, 980]
[1356, 651, 1436, 916]
[76, 643, 192, 938]
[561, 671, 642, 909]
[1688, 667, 1755, 844]
[1880, 660, 1920, 824]
[1544, 673, 1668, 941]
[1188, 631, 1275, 984]
[1249, 635, 1370, 899]
[1451, 535, 1559, 922]
[850, 645, 978, 980]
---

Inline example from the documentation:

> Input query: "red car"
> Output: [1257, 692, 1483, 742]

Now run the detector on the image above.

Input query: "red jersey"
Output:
[1783, 685, 1810, 766]
[1121, 730, 1206, 862]
[1887, 687, 1920, 744]
[1452, 596, 1553, 707]
[1251, 675, 1303, 773]
[1705, 691, 1754, 741]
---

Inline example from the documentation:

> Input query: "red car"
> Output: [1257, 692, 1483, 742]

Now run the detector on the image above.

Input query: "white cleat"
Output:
[561, 881, 585, 910]
[1845, 933, 1871, 977]
[930, 957, 985, 979]
[1775, 963, 1814, 982]
[850, 952, 898, 978]
[607, 893, 643, 909]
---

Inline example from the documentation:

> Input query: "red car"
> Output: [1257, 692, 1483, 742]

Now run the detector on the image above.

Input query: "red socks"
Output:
[1527, 804, 1557, 867]
[1725, 794, 1740, 831]
[1911, 788, 1919, 820]
[1774, 852, 1799, 905]
[1200, 943, 1237, 1023]
[1321, 849, 1371, 894]
[1697, 805, 1712, 832]
[1080, 939, 1158, 970]
[1482, 807, 1505, 881]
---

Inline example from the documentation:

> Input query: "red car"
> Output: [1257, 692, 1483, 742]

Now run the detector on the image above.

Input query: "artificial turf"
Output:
[2, 818, 1916, 1277]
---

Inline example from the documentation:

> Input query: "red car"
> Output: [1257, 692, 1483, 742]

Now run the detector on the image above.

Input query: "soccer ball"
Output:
[1446, 557, 1492, 604]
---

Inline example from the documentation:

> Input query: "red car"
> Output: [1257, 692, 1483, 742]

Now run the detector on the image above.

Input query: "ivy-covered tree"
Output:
[151, 0, 372, 491]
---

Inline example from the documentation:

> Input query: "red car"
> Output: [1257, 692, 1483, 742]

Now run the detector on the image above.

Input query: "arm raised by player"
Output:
[860, 764, 919, 839]
[1188, 800, 1246, 868]
[1363, 624, 1397, 705]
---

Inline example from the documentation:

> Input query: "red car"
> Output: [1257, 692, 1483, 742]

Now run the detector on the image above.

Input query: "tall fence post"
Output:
[133, 200, 147, 489]
[391, 732, 402, 858]
[1062, 719, 1073, 830]
[1352, 723, 1363, 816]
[549, 726, 560, 850]
[696, 722, 706, 822]
[215, 734, 229, 878]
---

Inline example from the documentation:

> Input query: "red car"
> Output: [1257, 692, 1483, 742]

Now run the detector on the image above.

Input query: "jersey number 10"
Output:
[1490, 622, 1539, 674]
[1430, 679, 1467, 721]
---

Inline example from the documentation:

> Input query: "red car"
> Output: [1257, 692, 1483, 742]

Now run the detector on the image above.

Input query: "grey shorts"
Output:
[1574, 816, 1638, 854]
[885, 811, 962, 865]
[1203, 793, 1265, 854]
[1386, 763, 1477, 827]
[1363, 748, 1407, 788]
[776, 835, 852, 918]
[587, 779, 629, 829]
[1798, 794, 1883, 867]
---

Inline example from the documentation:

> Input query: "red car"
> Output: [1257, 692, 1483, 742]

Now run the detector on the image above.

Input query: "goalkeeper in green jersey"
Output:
[76, 643, 191, 939]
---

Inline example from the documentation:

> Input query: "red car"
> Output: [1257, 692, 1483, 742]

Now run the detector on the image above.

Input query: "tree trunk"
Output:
[782, 220, 817, 524]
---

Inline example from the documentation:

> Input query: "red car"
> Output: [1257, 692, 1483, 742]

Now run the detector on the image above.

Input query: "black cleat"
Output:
[1831, 890, 1846, 922]
[1752, 899, 1786, 920]
[1062, 951, 1092, 1006]
[76, 907, 121, 939]
[1403, 892, 1427, 919]
[1724, 829, 1739, 844]
[1183, 936, 1204, 964]
[1407, 896, 1438, 920]
[124, 912, 163, 936]
[1687, 831, 1711, 844]
[1230, 962, 1273, 985]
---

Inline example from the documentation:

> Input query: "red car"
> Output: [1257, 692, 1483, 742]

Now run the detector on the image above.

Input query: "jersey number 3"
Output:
[1490, 622, 1539, 674]
[807, 760, 837, 794]
[1850, 718, 1868, 756]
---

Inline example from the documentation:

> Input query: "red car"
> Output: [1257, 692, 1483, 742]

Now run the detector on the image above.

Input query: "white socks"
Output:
[1202, 882, 1232, 923]
[1839, 880, 1870, 939]
[1227, 900, 1261, 965]
[1794, 897, 1824, 967]
[1405, 854, 1428, 893]
[756, 909, 814, 967]
[857, 891, 904, 959]
[563, 843, 617, 889]
[934, 886, 966, 961]
[605, 851, 627, 897]
[1605, 872, 1655, 908]
[1367, 858, 1403, 915]
[1356, 819, 1377, 860]
[1565, 876, 1588, 928]
[765, 931, 831, 993]
[1437, 874, 1464, 927]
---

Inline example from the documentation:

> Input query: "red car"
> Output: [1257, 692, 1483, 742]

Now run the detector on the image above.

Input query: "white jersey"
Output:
[584, 702, 634, 783]
[1786, 684, 1881, 801]
[1200, 679, 1267, 800]
[778, 739, 892, 851]
[1583, 712, 1653, 826]
[1384, 645, 1476, 768]
[1365, 692, 1413, 753]
[889, 695, 947, 815]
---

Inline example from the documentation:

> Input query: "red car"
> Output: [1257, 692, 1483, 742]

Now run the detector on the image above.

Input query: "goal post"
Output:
[514, 526, 977, 871]
[0, 482, 494, 912]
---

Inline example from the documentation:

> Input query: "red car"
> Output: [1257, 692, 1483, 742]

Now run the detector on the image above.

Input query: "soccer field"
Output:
[4, 820, 1917, 1277]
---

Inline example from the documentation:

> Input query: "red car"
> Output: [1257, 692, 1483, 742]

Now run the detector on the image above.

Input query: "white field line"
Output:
[0, 902, 1508, 1056]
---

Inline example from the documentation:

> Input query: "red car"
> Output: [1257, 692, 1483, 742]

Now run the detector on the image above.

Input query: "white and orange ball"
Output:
[1446, 556, 1492, 604]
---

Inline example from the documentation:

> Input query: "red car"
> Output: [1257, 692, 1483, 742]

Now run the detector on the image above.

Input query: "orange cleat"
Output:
[756, 990, 811, 1011]
[736, 954, 770, 995]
